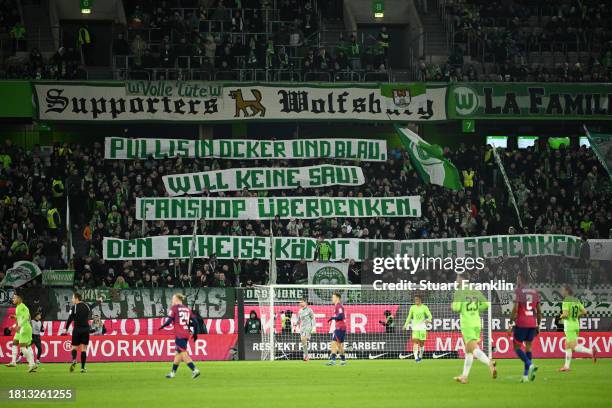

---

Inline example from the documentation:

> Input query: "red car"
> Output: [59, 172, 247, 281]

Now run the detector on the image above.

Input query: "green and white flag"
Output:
[584, 126, 612, 179]
[396, 126, 462, 190]
[1, 261, 42, 287]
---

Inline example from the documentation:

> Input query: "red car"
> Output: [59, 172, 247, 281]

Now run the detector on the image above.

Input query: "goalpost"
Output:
[253, 284, 493, 361]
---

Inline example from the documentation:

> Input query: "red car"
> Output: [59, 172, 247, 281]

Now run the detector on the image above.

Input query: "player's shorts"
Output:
[17, 325, 32, 345]
[564, 327, 579, 344]
[175, 337, 189, 353]
[12, 332, 20, 343]
[513, 327, 537, 344]
[412, 330, 427, 341]
[461, 327, 481, 343]
[300, 329, 313, 339]
[332, 329, 346, 343]
[71, 328, 90, 346]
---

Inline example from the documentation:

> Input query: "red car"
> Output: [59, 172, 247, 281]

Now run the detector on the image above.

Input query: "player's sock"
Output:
[172, 364, 179, 373]
[330, 353, 336, 361]
[574, 345, 593, 355]
[420, 345, 425, 359]
[473, 348, 490, 365]
[462, 353, 474, 378]
[340, 354, 345, 361]
[526, 351, 532, 361]
[515, 348, 531, 375]
[564, 349, 572, 369]
[413, 344, 419, 360]
[71, 349, 77, 362]
[10, 344, 18, 364]
[187, 362, 196, 371]
[21, 347, 35, 366]
[80, 352, 87, 369]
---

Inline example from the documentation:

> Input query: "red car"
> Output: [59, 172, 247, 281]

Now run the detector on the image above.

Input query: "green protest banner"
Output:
[42, 270, 75, 287]
[103, 234, 609, 262]
[135, 196, 421, 220]
[448, 83, 612, 120]
[162, 165, 365, 195]
[105, 137, 387, 161]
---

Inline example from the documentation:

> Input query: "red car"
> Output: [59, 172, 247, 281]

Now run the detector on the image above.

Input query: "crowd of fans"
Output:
[1, 46, 89, 80]
[424, 0, 612, 82]
[0, 0, 391, 81]
[3, 0, 612, 82]
[1, 133, 610, 290]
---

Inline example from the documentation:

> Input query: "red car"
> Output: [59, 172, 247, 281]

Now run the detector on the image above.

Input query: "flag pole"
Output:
[187, 218, 198, 278]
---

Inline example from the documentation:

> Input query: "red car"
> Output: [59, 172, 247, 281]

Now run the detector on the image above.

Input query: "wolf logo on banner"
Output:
[229, 89, 266, 117]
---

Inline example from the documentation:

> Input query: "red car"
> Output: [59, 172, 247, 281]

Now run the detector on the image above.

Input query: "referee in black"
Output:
[61, 293, 101, 373]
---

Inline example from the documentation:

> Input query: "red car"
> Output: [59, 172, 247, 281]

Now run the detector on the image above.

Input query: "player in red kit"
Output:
[509, 274, 541, 383]
[159, 293, 201, 379]
[326, 292, 347, 366]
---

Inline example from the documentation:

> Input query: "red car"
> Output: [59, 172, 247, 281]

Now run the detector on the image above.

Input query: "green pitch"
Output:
[1, 359, 609, 408]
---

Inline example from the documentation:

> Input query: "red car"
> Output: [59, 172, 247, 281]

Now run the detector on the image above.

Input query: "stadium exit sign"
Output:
[80, 0, 92, 14]
[373, 0, 384, 18]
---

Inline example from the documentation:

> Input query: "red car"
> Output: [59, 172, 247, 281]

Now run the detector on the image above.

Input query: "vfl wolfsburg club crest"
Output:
[1, 261, 42, 288]
[452, 86, 479, 116]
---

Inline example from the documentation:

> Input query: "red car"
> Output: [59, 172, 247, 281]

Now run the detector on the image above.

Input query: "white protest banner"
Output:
[105, 137, 387, 161]
[33, 81, 447, 122]
[103, 234, 612, 262]
[135, 196, 422, 220]
[162, 165, 365, 195]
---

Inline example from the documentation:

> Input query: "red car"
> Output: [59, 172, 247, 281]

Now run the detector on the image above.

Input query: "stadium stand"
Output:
[425, 0, 612, 82]
[1, 135, 609, 289]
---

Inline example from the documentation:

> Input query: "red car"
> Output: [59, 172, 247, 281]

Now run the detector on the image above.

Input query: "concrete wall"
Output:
[345, 0, 411, 25]
[51, 0, 126, 22]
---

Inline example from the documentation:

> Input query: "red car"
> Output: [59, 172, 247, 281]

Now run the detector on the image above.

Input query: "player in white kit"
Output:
[294, 298, 316, 361]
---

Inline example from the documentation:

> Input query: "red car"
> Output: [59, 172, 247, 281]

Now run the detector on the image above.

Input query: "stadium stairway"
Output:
[21, 1, 56, 58]
[420, 0, 449, 64]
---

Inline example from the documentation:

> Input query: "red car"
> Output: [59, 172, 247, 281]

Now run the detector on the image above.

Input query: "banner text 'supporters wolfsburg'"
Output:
[135, 196, 422, 220]
[34, 82, 448, 122]
[105, 137, 387, 161]
[101, 234, 612, 261]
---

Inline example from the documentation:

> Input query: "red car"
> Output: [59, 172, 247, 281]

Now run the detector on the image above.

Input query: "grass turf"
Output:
[0, 358, 609, 408]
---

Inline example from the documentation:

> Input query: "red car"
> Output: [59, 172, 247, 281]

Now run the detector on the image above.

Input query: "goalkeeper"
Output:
[403, 294, 432, 362]
[452, 278, 497, 384]
[294, 298, 315, 361]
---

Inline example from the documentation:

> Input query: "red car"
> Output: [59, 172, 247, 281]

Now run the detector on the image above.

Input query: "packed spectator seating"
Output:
[0, 0, 392, 82]
[116, 0, 389, 82]
[1, 135, 609, 290]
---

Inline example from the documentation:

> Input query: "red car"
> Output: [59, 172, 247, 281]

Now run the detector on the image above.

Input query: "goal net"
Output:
[252, 284, 493, 361]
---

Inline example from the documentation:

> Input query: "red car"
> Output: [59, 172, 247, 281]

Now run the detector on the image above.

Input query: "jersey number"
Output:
[466, 297, 479, 312]
[524, 294, 534, 316]
[178, 310, 190, 328]
[570, 305, 580, 319]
